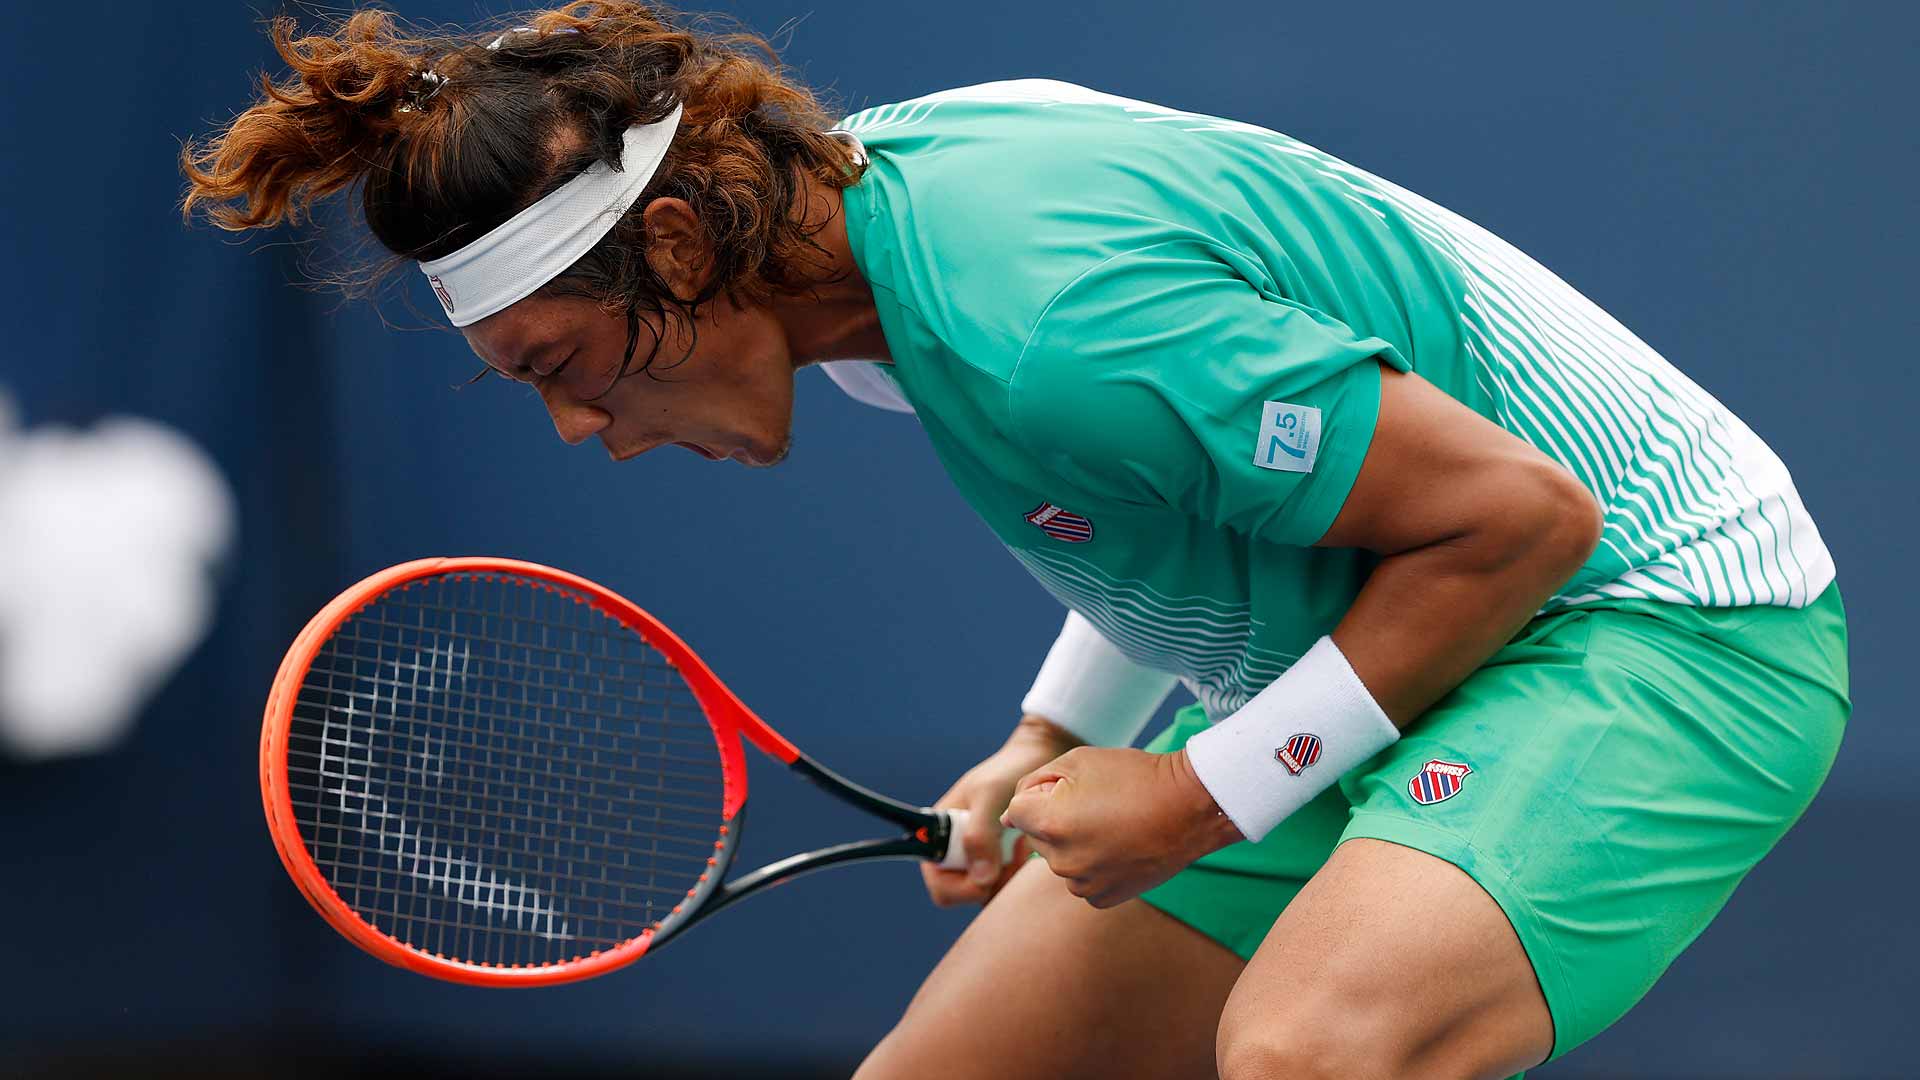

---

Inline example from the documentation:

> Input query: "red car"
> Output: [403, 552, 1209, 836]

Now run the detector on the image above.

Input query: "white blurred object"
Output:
[0, 387, 236, 759]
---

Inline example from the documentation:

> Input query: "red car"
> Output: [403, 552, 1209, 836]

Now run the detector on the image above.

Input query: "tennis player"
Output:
[183, 5, 1849, 1077]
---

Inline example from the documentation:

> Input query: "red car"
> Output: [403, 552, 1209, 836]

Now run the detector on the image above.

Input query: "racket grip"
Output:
[937, 809, 1022, 871]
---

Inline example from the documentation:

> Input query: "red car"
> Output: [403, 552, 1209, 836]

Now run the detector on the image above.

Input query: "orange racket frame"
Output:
[260, 556, 967, 987]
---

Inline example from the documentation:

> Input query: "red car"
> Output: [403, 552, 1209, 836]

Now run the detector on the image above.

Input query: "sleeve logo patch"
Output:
[1254, 401, 1321, 474]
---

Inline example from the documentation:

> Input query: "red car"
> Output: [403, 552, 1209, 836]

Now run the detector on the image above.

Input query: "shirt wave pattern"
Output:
[1011, 546, 1298, 718]
[1261, 140, 1833, 608]
[840, 81, 1834, 611]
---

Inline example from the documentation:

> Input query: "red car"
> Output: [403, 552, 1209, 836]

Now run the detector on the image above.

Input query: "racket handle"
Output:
[937, 809, 1023, 871]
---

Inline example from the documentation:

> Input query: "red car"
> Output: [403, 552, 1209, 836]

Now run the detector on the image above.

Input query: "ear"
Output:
[641, 197, 711, 300]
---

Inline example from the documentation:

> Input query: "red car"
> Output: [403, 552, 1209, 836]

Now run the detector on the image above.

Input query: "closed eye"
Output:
[458, 366, 537, 392]
[460, 349, 575, 390]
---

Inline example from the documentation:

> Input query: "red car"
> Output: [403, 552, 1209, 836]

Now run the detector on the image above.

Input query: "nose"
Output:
[537, 380, 613, 446]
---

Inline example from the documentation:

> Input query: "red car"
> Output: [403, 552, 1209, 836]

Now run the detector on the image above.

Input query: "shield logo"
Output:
[1275, 733, 1322, 776]
[1409, 759, 1472, 805]
[1024, 502, 1094, 543]
[428, 274, 456, 316]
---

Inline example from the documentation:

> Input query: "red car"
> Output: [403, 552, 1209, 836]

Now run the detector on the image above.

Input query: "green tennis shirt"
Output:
[831, 80, 1834, 721]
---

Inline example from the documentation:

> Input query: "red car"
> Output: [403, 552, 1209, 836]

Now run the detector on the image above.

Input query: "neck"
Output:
[770, 177, 891, 367]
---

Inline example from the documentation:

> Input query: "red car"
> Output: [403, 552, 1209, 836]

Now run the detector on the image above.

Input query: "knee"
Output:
[1216, 1030, 1397, 1080]
[1215, 998, 1406, 1080]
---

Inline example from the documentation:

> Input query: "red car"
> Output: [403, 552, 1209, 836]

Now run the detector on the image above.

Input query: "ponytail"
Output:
[181, 1, 864, 367]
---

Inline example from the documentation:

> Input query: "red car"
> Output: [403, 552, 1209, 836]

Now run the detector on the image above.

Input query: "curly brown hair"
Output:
[180, 1, 866, 375]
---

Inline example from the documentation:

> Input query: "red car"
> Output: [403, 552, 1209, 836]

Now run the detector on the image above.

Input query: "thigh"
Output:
[1333, 590, 1849, 1063]
[1218, 837, 1552, 1080]
[855, 856, 1245, 1080]
[1137, 703, 1351, 962]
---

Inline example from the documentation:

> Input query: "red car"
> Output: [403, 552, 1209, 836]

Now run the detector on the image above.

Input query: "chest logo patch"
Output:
[1025, 502, 1094, 543]
[1276, 733, 1322, 775]
[1254, 401, 1321, 474]
[1409, 759, 1473, 805]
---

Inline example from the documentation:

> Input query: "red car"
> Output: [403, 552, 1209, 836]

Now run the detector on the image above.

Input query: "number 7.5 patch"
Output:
[1253, 401, 1321, 473]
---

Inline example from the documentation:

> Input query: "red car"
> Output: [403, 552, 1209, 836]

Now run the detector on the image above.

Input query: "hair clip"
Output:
[487, 25, 580, 50]
[397, 69, 447, 114]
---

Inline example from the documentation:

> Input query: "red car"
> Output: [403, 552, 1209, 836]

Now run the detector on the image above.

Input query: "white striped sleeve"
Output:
[1020, 611, 1179, 747]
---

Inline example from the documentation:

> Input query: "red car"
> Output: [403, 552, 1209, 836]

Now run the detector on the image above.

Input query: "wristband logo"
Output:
[1409, 759, 1472, 805]
[1276, 732, 1322, 775]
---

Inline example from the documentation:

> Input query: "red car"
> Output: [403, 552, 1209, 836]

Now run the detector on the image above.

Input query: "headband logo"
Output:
[428, 275, 456, 315]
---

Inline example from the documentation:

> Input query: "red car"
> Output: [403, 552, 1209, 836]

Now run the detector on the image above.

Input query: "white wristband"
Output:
[1020, 611, 1179, 748]
[1183, 636, 1399, 842]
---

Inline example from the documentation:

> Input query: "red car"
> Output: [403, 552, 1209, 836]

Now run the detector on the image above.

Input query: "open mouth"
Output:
[674, 441, 721, 461]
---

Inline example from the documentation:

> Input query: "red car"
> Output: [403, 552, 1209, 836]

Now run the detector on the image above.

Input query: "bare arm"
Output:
[1001, 361, 1604, 906]
[1317, 364, 1602, 724]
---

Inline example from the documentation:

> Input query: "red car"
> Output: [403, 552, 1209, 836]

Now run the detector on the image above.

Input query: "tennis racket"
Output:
[260, 556, 1016, 987]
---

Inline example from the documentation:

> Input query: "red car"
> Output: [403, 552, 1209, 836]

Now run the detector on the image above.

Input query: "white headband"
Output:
[418, 103, 684, 327]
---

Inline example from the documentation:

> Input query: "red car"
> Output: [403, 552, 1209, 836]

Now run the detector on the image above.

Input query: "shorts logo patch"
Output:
[1409, 759, 1472, 805]
[1276, 733, 1322, 775]
[1024, 502, 1093, 543]
[1254, 401, 1321, 474]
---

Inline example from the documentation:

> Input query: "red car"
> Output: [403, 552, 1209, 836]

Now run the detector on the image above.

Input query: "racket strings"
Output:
[285, 572, 728, 968]
[290, 737, 719, 866]
[291, 686, 723, 813]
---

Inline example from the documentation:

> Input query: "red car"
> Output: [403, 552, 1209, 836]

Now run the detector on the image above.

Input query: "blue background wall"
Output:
[1, 2, 1913, 1076]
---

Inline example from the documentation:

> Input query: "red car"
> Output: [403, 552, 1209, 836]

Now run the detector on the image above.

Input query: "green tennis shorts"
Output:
[1139, 583, 1850, 1064]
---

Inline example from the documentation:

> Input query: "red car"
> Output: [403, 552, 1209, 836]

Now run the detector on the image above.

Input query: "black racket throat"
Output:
[646, 752, 953, 953]
[790, 753, 940, 832]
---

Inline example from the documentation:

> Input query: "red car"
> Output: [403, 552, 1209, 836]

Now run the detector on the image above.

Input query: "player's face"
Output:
[463, 291, 797, 467]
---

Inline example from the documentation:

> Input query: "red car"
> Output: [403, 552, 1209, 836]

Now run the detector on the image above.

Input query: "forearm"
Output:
[1012, 712, 1086, 751]
[1183, 457, 1598, 843]
[1333, 485, 1599, 725]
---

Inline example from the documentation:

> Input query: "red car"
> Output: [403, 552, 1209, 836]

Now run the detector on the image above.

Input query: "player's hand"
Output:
[1001, 746, 1244, 909]
[921, 716, 1077, 908]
